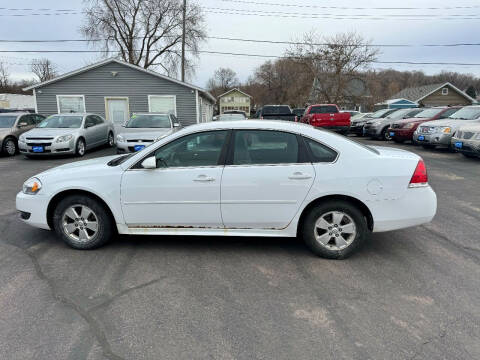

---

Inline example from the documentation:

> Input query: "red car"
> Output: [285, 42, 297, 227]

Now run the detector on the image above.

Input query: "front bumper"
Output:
[450, 136, 480, 156]
[412, 132, 452, 146]
[116, 140, 154, 153]
[388, 128, 415, 141]
[349, 124, 365, 135]
[16, 191, 51, 230]
[363, 124, 382, 137]
[18, 139, 76, 156]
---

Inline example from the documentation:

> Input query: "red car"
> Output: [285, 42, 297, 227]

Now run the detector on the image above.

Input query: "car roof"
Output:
[178, 120, 314, 133]
[133, 113, 170, 116]
[0, 112, 29, 116]
[56, 113, 95, 116]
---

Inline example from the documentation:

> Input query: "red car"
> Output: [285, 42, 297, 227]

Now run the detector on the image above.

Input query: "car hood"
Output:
[117, 128, 173, 140]
[420, 118, 480, 128]
[23, 128, 81, 138]
[38, 155, 120, 178]
[393, 117, 428, 125]
[456, 124, 480, 132]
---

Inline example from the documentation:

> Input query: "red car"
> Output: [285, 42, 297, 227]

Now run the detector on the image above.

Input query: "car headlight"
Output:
[117, 134, 125, 142]
[440, 127, 452, 134]
[22, 177, 42, 195]
[405, 123, 415, 129]
[19, 134, 26, 142]
[55, 134, 73, 143]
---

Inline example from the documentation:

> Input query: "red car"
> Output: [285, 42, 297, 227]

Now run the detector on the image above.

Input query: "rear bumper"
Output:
[370, 185, 437, 232]
[313, 125, 350, 132]
[389, 128, 415, 141]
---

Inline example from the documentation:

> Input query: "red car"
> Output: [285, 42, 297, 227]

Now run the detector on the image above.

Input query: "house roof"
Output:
[390, 82, 475, 103]
[23, 57, 216, 103]
[217, 88, 252, 99]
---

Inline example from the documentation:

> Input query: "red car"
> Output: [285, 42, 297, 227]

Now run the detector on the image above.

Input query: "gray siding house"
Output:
[24, 58, 215, 128]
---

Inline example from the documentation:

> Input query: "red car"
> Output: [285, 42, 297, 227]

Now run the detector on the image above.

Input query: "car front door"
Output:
[84, 115, 98, 147]
[121, 130, 229, 228]
[221, 130, 315, 230]
[93, 115, 108, 144]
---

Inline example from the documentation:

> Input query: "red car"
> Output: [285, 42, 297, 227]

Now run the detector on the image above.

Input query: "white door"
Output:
[106, 98, 129, 131]
[221, 130, 315, 229]
[121, 130, 228, 228]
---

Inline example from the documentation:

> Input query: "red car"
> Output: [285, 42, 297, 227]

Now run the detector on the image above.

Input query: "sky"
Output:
[1, 0, 480, 89]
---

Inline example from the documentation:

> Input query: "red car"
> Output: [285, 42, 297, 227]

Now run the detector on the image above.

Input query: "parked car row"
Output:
[1, 111, 182, 158]
[350, 105, 480, 158]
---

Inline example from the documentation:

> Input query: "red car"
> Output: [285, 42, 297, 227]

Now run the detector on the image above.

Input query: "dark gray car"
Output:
[0, 112, 45, 156]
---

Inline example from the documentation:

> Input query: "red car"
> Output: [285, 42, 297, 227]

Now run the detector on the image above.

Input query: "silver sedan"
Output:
[19, 113, 114, 157]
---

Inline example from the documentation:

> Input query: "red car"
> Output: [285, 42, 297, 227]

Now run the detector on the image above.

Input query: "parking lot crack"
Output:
[87, 276, 168, 313]
[14, 243, 126, 360]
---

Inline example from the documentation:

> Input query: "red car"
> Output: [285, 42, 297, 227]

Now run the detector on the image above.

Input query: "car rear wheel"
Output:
[302, 201, 368, 259]
[53, 195, 114, 249]
[2, 137, 17, 156]
[75, 138, 86, 157]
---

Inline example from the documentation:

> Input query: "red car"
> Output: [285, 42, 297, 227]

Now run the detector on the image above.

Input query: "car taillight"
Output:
[409, 160, 428, 187]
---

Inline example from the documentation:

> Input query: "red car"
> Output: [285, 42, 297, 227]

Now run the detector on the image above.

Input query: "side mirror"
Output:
[173, 123, 181, 128]
[141, 156, 157, 169]
[17, 122, 28, 128]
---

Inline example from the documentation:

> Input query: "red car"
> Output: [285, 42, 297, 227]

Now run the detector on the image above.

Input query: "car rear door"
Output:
[220, 129, 315, 229]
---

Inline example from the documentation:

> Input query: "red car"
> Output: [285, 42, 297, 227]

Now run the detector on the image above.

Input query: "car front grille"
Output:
[27, 142, 52, 147]
[463, 131, 475, 140]
[26, 137, 54, 140]
[127, 139, 154, 143]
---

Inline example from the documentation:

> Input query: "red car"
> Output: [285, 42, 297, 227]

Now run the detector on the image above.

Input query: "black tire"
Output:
[302, 200, 368, 259]
[75, 138, 86, 157]
[52, 194, 114, 250]
[2, 137, 17, 156]
[381, 127, 392, 141]
[422, 144, 436, 150]
[107, 131, 114, 147]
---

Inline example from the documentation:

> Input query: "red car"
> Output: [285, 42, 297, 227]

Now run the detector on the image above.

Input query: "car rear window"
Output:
[310, 106, 338, 114]
[262, 106, 291, 115]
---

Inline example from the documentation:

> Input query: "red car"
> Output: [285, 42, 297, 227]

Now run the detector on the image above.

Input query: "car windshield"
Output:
[448, 107, 480, 120]
[218, 114, 246, 121]
[366, 109, 392, 118]
[414, 108, 444, 118]
[126, 114, 171, 128]
[37, 115, 83, 128]
[262, 106, 291, 115]
[0, 116, 17, 128]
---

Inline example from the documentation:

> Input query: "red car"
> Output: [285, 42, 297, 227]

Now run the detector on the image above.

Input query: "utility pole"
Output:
[181, 0, 186, 82]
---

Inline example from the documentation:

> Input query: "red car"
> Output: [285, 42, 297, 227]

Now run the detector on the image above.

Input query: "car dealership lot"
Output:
[1, 141, 479, 359]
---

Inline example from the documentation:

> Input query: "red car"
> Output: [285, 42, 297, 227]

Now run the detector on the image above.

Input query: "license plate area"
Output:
[389, 132, 395, 137]
[32, 146, 44, 153]
[134, 145, 145, 151]
[418, 135, 425, 141]
[455, 141, 463, 149]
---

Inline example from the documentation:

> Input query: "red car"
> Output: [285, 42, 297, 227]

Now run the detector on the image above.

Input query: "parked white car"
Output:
[16, 120, 437, 259]
[18, 113, 114, 157]
[116, 113, 180, 153]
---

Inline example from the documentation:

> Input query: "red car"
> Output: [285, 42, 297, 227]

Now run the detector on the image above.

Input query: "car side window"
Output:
[85, 116, 96, 127]
[19, 115, 34, 126]
[152, 130, 227, 168]
[232, 130, 300, 165]
[94, 115, 104, 124]
[303, 137, 338, 163]
[33, 115, 45, 124]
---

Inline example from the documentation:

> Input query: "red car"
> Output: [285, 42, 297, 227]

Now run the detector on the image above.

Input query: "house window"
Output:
[57, 95, 85, 113]
[148, 95, 177, 115]
[442, 88, 448, 95]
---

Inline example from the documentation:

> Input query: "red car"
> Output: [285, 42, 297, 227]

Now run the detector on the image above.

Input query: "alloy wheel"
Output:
[314, 211, 357, 250]
[108, 133, 114, 146]
[62, 204, 98, 242]
[77, 140, 85, 156]
[5, 139, 16, 155]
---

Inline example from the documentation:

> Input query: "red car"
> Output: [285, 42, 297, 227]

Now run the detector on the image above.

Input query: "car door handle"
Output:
[193, 175, 215, 182]
[289, 172, 312, 180]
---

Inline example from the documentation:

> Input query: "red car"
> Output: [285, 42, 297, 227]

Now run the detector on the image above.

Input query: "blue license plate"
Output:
[134, 145, 145, 151]
[418, 135, 425, 141]
[455, 142, 463, 149]
[32, 146, 44, 153]
[389, 132, 395, 137]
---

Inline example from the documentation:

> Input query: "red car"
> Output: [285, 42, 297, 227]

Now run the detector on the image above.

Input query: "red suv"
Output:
[300, 104, 351, 134]
[388, 106, 462, 143]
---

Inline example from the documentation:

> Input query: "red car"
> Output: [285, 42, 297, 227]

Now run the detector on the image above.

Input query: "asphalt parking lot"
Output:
[1, 139, 479, 360]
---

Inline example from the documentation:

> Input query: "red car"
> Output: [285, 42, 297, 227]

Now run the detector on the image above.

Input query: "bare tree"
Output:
[207, 67, 239, 97]
[81, 0, 206, 78]
[31, 58, 58, 82]
[288, 32, 379, 104]
[0, 60, 9, 89]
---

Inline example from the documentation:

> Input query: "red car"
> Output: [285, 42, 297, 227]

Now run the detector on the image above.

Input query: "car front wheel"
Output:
[107, 132, 114, 147]
[2, 137, 17, 156]
[302, 201, 368, 259]
[75, 138, 86, 157]
[53, 195, 114, 249]
[381, 127, 392, 141]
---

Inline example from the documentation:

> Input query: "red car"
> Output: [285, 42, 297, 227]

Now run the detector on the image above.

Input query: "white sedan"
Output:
[16, 121, 437, 259]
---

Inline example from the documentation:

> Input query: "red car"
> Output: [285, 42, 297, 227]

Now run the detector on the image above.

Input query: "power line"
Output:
[1, 37, 480, 48]
[218, 0, 480, 10]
